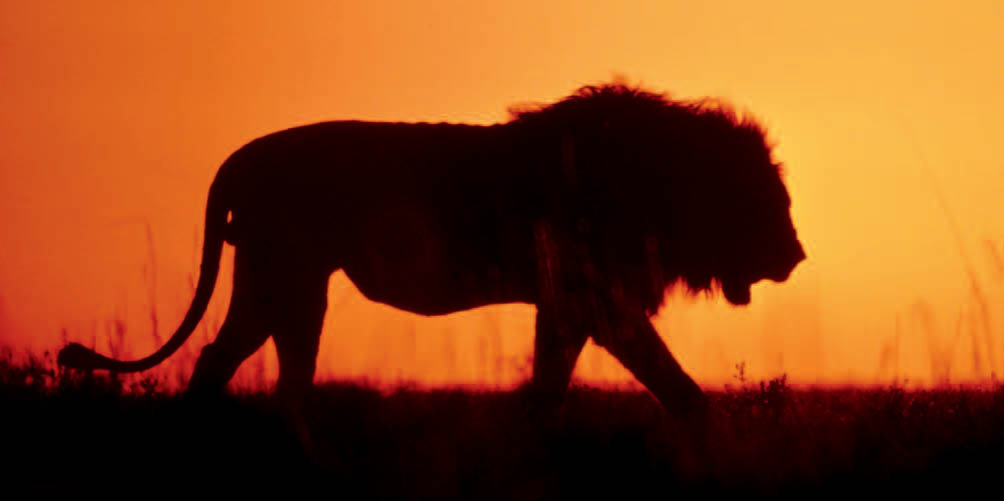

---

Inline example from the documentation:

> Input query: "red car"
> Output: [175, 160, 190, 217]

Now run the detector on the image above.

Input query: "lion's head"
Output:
[513, 84, 805, 310]
[679, 120, 805, 306]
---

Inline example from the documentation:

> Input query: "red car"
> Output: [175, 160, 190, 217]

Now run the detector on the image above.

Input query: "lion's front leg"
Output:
[593, 310, 712, 473]
[529, 306, 589, 412]
[591, 311, 707, 417]
[529, 219, 592, 414]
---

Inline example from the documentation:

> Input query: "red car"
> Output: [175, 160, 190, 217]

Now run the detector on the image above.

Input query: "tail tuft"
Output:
[57, 342, 102, 370]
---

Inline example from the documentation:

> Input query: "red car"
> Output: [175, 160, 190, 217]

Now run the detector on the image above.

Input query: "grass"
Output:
[4, 349, 1004, 496]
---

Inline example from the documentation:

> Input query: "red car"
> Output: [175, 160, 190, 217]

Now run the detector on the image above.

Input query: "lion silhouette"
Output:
[59, 84, 804, 416]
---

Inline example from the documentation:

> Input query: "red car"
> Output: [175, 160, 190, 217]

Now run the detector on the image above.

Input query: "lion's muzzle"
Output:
[766, 240, 806, 282]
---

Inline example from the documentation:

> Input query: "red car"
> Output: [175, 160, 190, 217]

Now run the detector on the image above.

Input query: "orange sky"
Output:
[1, 1, 1003, 389]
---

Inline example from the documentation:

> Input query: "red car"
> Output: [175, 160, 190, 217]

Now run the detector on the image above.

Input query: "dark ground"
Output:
[3, 354, 1004, 497]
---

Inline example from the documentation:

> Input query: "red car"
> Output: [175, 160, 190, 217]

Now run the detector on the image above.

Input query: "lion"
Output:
[59, 84, 804, 418]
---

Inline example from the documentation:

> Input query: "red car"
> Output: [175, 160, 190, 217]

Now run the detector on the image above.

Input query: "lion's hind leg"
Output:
[187, 249, 273, 396]
[269, 269, 329, 452]
[271, 272, 328, 411]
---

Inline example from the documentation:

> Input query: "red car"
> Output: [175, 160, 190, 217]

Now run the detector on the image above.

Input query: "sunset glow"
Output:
[2, 1, 1003, 390]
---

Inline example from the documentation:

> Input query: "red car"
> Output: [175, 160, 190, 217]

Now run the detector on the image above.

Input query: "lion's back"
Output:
[217, 120, 543, 314]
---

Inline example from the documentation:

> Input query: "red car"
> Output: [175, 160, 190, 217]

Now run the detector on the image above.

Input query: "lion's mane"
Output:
[508, 84, 796, 313]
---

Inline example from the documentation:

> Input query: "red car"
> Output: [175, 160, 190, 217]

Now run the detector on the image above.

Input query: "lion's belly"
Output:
[338, 208, 535, 316]
[343, 250, 530, 315]
[344, 261, 517, 315]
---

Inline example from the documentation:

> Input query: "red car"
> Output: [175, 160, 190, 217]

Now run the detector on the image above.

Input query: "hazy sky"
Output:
[1, 1, 1002, 388]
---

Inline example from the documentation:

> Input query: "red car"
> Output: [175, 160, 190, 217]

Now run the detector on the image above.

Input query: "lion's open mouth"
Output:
[722, 280, 752, 306]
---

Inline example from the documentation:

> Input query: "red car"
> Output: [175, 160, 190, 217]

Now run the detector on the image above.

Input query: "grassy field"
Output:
[3, 350, 1003, 497]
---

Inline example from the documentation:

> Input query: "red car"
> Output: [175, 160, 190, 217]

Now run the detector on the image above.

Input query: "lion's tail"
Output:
[57, 178, 229, 373]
